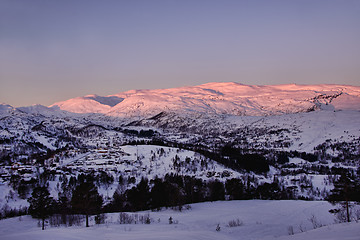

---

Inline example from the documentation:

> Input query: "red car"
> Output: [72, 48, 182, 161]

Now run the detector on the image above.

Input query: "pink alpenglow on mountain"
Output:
[50, 82, 360, 117]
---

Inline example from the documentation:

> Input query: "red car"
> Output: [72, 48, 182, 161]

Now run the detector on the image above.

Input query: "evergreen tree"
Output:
[255, 182, 281, 200]
[150, 177, 184, 209]
[126, 177, 150, 211]
[71, 179, 103, 227]
[28, 186, 54, 230]
[150, 177, 166, 210]
[327, 173, 360, 222]
[183, 176, 205, 203]
[208, 180, 225, 201]
[106, 183, 126, 212]
[225, 178, 244, 200]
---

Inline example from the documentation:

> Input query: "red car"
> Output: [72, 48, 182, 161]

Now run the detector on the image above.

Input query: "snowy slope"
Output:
[278, 222, 360, 240]
[64, 145, 242, 175]
[0, 104, 17, 118]
[50, 82, 360, 117]
[50, 96, 112, 114]
[1, 200, 359, 240]
[16, 104, 73, 118]
[225, 110, 360, 152]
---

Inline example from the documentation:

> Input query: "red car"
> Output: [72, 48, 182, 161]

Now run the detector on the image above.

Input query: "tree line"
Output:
[27, 172, 299, 229]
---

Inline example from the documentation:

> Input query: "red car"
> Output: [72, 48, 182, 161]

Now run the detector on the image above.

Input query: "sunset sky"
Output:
[1, 0, 359, 107]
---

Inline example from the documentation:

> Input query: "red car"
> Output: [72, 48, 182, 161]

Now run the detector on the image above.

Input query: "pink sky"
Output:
[1, 0, 359, 107]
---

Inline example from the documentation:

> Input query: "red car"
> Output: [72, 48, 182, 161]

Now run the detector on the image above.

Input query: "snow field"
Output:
[2, 200, 359, 240]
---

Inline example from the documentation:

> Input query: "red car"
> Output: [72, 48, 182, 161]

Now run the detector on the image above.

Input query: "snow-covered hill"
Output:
[50, 82, 360, 117]
[1, 200, 359, 240]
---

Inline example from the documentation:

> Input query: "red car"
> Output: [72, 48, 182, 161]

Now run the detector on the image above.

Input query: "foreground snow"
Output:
[1, 200, 359, 240]
[278, 222, 360, 240]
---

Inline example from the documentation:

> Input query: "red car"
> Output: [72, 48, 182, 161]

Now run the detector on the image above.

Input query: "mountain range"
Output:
[47, 82, 360, 117]
[1, 82, 359, 156]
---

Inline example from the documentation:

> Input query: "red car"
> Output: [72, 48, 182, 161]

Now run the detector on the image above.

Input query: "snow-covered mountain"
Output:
[1, 82, 360, 161]
[50, 82, 360, 117]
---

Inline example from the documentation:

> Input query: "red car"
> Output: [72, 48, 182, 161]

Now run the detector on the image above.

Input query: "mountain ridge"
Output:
[48, 82, 360, 117]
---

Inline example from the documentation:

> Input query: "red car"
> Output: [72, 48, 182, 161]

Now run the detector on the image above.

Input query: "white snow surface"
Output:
[49, 82, 360, 117]
[0, 103, 14, 116]
[277, 222, 360, 240]
[225, 110, 360, 152]
[1, 200, 359, 240]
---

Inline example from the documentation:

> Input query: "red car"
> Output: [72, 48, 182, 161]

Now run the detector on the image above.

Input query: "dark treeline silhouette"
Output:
[105, 173, 295, 213]
[22, 170, 311, 228]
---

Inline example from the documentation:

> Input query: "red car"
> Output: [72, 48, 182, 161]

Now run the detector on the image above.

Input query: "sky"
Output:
[1, 0, 359, 107]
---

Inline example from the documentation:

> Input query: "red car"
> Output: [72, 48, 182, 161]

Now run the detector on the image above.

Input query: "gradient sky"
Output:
[1, 0, 360, 107]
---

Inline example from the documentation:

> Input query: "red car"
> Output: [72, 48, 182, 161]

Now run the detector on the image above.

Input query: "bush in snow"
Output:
[227, 218, 243, 227]
[118, 213, 152, 224]
[48, 214, 85, 227]
[216, 224, 221, 231]
[287, 225, 294, 235]
[95, 214, 106, 224]
[0, 204, 28, 220]
[308, 214, 323, 229]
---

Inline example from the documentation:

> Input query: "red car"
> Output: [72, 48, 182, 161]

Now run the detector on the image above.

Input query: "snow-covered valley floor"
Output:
[1, 200, 359, 240]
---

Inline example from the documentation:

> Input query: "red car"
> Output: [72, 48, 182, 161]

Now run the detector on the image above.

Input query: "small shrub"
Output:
[298, 223, 306, 232]
[48, 214, 85, 227]
[95, 214, 106, 225]
[287, 225, 294, 235]
[118, 213, 152, 224]
[354, 208, 360, 222]
[171, 205, 183, 212]
[118, 213, 134, 224]
[308, 214, 323, 229]
[49, 214, 62, 227]
[216, 224, 221, 231]
[139, 213, 152, 224]
[67, 215, 85, 227]
[227, 218, 243, 227]
[0, 204, 28, 220]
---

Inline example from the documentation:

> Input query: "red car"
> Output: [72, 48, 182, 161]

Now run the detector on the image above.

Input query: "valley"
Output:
[0, 82, 359, 238]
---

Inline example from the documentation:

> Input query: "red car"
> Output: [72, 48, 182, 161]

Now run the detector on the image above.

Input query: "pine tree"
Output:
[327, 173, 360, 222]
[208, 180, 225, 201]
[28, 186, 54, 230]
[225, 178, 244, 200]
[126, 177, 150, 211]
[71, 179, 103, 227]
